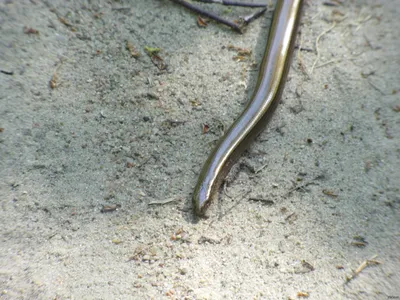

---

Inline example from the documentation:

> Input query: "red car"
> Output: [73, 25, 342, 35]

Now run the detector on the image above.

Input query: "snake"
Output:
[193, 0, 304, 216]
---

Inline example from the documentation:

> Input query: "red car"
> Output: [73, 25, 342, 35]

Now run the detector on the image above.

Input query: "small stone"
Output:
[146, 92, 159, 100]
[179, 267, 188, 275]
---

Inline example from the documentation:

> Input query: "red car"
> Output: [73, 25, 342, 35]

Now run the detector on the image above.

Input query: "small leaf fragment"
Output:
[144, 46, 161, 56]
[197, 16, 208, 27]
[126, 41, 140, 58]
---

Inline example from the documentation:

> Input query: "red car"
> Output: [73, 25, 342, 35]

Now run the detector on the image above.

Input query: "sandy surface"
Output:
[1, 0, 399, 299]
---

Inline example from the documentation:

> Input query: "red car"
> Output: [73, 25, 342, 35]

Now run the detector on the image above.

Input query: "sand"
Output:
[0, 0, 399, 299]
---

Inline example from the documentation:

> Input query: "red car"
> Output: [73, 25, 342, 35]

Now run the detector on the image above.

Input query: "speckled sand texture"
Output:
[0, 0, 399, 299]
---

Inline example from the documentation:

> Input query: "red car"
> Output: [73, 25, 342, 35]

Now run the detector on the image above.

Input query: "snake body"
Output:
[193, 0, 304, 216]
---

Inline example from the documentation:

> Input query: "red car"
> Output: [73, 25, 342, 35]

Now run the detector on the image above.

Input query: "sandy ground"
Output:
[0, 0, 399, 299]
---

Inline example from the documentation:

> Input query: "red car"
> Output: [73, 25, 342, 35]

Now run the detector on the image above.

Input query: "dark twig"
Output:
[194, 0, 267, 7]
[240, 7, 267, 24]
[169, 0, 243, 33]
[1, 70, 14, 75]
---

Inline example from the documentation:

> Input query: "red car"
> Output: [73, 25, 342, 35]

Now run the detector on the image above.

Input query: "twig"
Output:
[363, 34, 381, 50]
[284, 174, 324, 196]
[240, 8, 267, 24]
[169, 0, 243, 33]
[285, 180, 316, 196]
[355, 15, 372, 32]
[254, 162, 269, 174]
[367, 79, 386, 96]
[323, 1, 342, 6]
[101, 204, 121, 213]
[194, 0, 267, 7]
[218, 189, 251, 220]
[0, 70, 14, 75]
[315, 58, 343, 69]
[345, 255, 381, 284]
[311, 22, 337, 74]
[148, 196, 182, 206]
[249, 197, 274, 205]
[296, 31, 310, 77]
